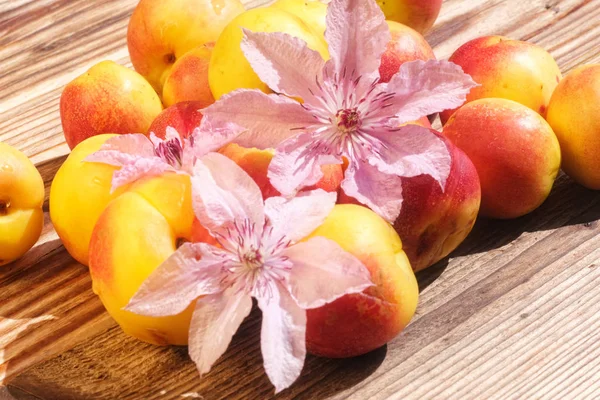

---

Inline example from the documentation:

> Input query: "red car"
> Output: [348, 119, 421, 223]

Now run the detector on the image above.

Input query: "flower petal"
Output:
[188, 290, 253, 375]
[341, 161, 404, 222]
[190, 117, 246, 156]
[367, 124, 451, 189]
[110, 157, 173, 192]
[385, 60, 478, 124]
[258, 287, 306, 393]
[242, 29, 325, 102]
[264, 189, 336, 243]
[325, 0, 390, 78]
[268, 132, 342, 197]
[85, 134, 155, 167]
[124, 242, 227, 317]
[191, 152, 265, 234]
[284, 237, 373, 309]
[201, 89, 315, 150]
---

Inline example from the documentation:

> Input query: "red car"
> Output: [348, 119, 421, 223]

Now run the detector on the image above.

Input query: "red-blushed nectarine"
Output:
[379, 20, 436, 83]
[442, 98, 561, 219]
[440, 36, 562, 124]
[60, 61, 163, 149]
[162, 43, 215, 108]
[0, 142, 44, 266]
[147, 101, 205, 140]
[305, 204, 419, 358]
[546, 64, 600, 189]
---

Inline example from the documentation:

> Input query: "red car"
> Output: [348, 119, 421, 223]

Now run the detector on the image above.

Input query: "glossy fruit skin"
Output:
[440, 36, 562, 125]
[89, 173, 209, 345]
[442, 98, 561, 219]
[60, 61, 163, 149]
[50, 134, 127, 266]
[0, 142, 44, 266]
[546, 64, 600, 189]
[147, 101, 205, 140]
[209, 7, 329, 99]
[377, 0, 442, 34]
[127, 0, 245, 93]
[162, 43, 215, 108]
[305, 204, 419, 358]
[379, 21, 436, 83]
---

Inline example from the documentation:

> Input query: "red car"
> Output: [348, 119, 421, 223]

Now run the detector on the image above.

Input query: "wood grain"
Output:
[2, 0, 600, 398]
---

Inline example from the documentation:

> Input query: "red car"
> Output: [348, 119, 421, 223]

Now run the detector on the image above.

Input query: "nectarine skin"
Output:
[440, 36, 562, 124]
[377, 0, 442, 33]
[0, 142, 44, 266]
[162, 43, 215, 108]
[442, 98, 561, 219]
[127, 0, 245, 93]
[147, 101, 205, 140]
[50, 134, 129, 266]
[305, 204, 419, 358]
[546, 64, 600, 189]
[89, 173, 203, 345]
[209, 7, 329, 99]
[60, 61, 163, 149]
[379, 20, 436, 83]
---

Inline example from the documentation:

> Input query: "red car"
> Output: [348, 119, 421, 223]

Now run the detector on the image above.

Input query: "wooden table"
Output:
[2, 0, 600, 398]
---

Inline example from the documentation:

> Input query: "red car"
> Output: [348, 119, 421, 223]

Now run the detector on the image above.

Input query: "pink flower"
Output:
[201, 0, 478, 222]
[85, 119, 243, 192]
[124, 152, 373, 393]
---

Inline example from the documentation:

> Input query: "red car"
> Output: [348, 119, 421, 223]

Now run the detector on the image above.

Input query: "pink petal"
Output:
[264, 190, 336, 243]
[385, 60, 478, 125]
[258, 287, 306, 393]
[110, 157, 173, 192]
[268, 132, 342, 197]
[341, 161, 404, 222]
[85, 134, 154, 166]
[284, 237, 373, 309]
[366, 125, 451, 189]
[124, 242, 227, 317]
[201, 90, 315, 150]
[191, 152, 265, 234]
[190, 117, 246, 156]
[241, 29, 325, 103]
[325, 0, 390, 79]
[189, 290, 253, 375]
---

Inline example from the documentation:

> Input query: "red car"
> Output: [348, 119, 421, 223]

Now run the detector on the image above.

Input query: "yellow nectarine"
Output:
[0, 142, 44, 266]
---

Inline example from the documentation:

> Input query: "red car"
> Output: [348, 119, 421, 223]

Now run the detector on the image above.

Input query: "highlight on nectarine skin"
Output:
[546, 64, 600, 190]
[377, 0, 442, 33]
[0, 142, 44, 266]
[442, 98, 561, 219]
[440, 36, 562, 124]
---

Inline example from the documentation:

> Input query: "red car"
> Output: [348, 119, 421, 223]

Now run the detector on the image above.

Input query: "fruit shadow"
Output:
[429, 172, 600, 270]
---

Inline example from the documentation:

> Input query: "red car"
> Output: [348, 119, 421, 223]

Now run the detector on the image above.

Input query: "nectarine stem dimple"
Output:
[0, 199, 9, 215]
[164, 53, 176, 64]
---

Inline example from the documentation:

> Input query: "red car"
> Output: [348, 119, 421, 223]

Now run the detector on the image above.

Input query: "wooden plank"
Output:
[2, 0, 600, 398]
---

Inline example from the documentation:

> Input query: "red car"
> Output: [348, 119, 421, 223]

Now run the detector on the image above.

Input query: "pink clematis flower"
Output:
[124, 152, 373, 393]
[202, 0, 478, 222]
[85, 119, 243, 192]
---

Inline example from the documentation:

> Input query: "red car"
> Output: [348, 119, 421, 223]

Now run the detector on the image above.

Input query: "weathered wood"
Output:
[2, 0, 600, 398]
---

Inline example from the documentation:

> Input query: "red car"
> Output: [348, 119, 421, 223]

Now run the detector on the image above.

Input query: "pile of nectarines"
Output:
[3, 0, 600, 391]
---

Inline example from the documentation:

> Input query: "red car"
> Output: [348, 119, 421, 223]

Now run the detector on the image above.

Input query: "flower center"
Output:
[242, 247, 264, 270]
[336, 108, 361, 133]
[154, 138, 183, 167]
